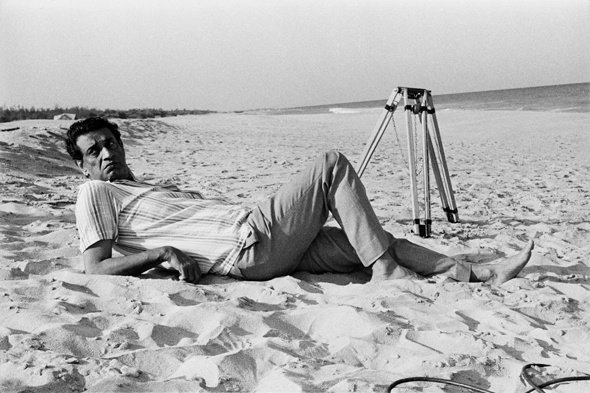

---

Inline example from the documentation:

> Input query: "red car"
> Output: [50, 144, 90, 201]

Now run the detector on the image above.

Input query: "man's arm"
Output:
[83, 239, 202, 283]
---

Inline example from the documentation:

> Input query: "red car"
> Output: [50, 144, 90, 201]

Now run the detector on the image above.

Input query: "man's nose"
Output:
[101, 146, 115, 159]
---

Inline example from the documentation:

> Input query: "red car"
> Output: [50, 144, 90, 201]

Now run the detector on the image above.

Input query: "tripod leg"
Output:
[403, 89, 421, 235]
[356, 89, 401, 177]
[423, 93, 452, 218]
[357, 111, 390, 178]
[427, 132, 451, 214]
[421, 91, 431, 237]
[427, 93, 459, 223]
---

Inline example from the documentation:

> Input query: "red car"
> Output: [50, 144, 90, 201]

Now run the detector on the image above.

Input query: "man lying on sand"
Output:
[65, 117, 534, 285]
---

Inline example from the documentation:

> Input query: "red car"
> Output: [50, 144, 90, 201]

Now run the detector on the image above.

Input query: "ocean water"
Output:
[266, 83, 589, 115]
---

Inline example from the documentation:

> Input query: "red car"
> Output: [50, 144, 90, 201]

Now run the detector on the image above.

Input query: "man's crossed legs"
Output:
[230, 151, 533, 283]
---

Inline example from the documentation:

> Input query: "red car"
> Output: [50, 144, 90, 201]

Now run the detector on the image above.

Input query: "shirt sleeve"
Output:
[75, 181, 119, 252]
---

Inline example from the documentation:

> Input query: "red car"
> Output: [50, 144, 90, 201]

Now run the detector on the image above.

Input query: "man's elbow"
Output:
[82, 239, 115, 275]
[83, 261, 102, 275]
[83, 258, 113, 275]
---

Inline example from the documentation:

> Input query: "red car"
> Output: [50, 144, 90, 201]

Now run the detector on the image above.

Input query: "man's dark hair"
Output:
[65, 117, 123, 161]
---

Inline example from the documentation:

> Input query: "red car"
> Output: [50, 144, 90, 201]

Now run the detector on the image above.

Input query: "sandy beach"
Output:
[1, 108, 589, 392]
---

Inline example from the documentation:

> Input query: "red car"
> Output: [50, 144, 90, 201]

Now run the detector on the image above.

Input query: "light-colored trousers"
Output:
[230, 151, 470, 281]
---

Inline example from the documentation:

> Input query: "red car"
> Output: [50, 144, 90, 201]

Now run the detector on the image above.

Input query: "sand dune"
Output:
[1, 109, 589, 392]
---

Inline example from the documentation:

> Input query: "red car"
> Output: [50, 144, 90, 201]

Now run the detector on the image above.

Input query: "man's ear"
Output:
[75, 160, 90, 178]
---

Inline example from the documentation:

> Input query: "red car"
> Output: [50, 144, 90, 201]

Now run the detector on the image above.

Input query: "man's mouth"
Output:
[104, 163, 117, 172]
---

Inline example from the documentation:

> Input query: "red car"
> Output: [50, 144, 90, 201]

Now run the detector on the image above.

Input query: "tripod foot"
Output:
[413, 220, 432, 238]
[444, 208, 459, 223]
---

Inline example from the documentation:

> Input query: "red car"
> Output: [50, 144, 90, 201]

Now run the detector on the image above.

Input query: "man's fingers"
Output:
[192, 262, 201, 283]
[170, 255, 188, 282]
[184, 255, 200, 283]
[180, 259, 198, 283]
[176, 260, 191, 283]
[166, 247, 199, 284]
[185, 262, 195, 283]
[176, 261, 187, 281]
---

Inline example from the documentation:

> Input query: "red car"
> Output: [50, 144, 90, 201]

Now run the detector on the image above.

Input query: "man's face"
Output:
[75, 128, 131, 181]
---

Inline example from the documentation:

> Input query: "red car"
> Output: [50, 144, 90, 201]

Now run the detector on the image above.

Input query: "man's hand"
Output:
[159, 246, 202, 284]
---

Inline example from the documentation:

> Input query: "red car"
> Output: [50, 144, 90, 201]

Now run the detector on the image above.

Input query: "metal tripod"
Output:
[357, 86, 459, 237]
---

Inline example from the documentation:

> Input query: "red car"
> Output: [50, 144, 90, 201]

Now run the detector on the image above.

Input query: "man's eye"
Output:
[89, 149, 99, 157]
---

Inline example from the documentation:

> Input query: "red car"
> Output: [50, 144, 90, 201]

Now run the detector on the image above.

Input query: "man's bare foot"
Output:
[370, 253, 419, 282]
[471, 240, 534, 285]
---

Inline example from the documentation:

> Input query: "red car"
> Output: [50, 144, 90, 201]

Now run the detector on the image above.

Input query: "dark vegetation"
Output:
[0, 106, 216, 123]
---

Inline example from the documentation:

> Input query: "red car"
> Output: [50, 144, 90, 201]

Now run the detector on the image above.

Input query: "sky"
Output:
[1, 0, 588, 111]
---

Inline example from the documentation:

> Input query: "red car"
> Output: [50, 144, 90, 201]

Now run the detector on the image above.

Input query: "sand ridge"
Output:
[1, 110, 589, 392]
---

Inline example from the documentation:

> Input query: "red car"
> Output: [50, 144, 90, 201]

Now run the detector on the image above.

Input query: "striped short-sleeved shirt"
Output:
[75, 180, 252, 275]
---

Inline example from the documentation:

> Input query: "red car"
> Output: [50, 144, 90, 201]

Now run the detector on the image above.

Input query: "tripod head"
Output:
[397, 87, 431, 100]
